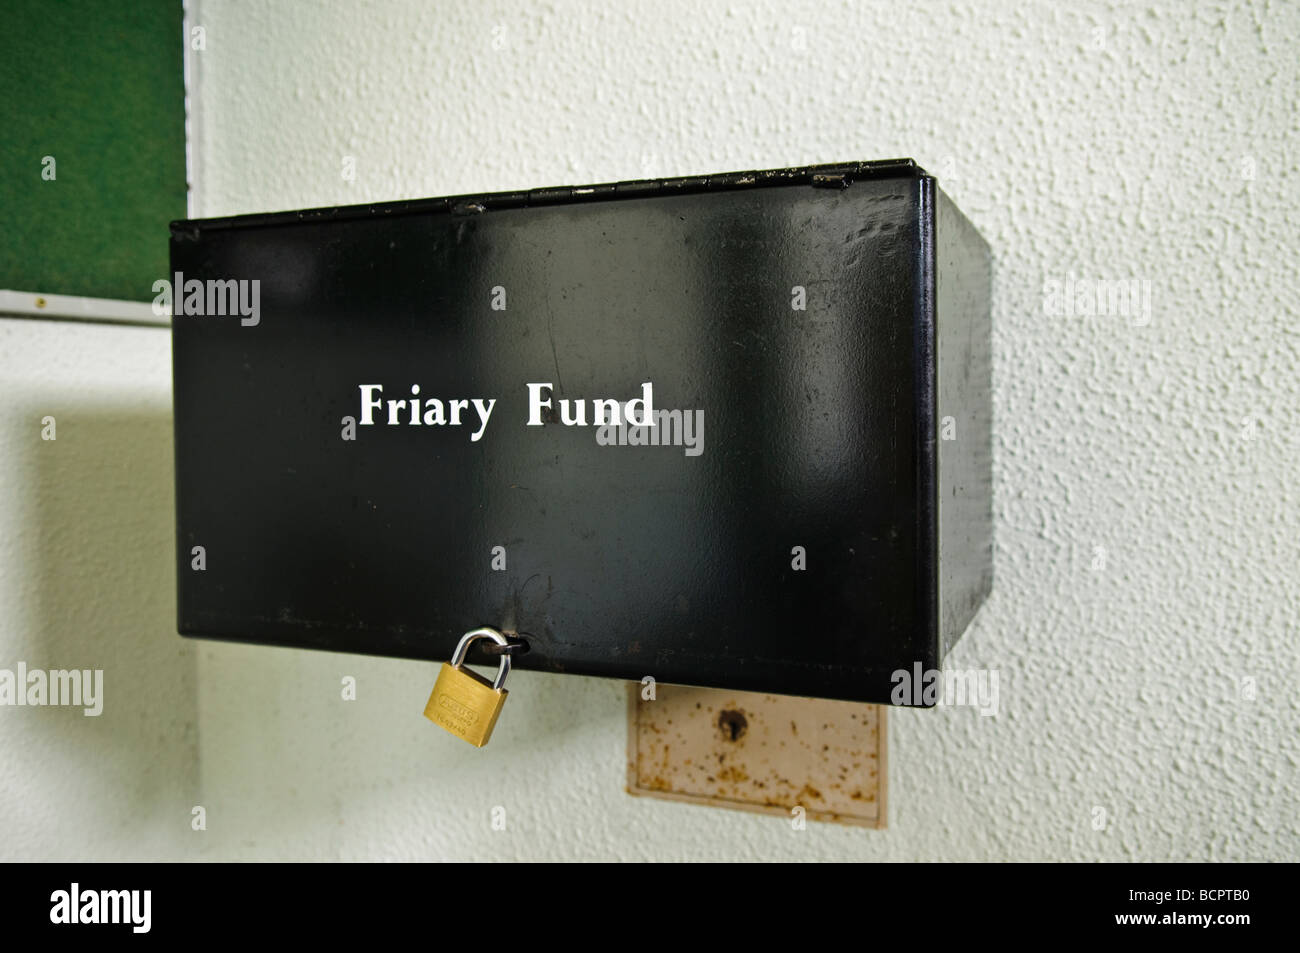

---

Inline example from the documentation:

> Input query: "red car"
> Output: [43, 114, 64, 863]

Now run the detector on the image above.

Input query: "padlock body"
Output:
[424, 662, 507, 747]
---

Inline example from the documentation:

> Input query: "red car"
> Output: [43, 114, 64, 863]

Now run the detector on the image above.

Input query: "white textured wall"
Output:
[3, 0, 1297, 860]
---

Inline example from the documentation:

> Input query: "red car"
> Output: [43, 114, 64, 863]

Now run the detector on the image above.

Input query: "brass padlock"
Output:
[424, 627, 511, 747]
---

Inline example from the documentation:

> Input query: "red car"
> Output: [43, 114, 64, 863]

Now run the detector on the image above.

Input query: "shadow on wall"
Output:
[20, 403, 199, 858]
[10, 400, 618, 861]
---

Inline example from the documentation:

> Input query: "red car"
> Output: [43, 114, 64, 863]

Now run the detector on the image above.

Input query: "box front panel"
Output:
[172, 176, 924, 702]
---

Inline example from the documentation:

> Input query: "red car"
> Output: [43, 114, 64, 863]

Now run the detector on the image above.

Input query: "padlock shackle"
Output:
[450, 627, 511, 691]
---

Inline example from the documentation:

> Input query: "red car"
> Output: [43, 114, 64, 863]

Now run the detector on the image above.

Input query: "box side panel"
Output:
[935, 188, 994, 660]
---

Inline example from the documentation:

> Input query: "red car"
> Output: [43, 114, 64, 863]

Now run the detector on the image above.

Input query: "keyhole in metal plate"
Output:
[717, 709, 747, 742]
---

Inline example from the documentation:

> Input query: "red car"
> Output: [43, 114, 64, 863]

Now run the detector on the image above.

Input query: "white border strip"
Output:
[0, 289, 169, 327]
[183, 0, 202, 220]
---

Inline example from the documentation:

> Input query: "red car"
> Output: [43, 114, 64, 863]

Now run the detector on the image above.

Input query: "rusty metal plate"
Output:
[626, 683, 887, 828]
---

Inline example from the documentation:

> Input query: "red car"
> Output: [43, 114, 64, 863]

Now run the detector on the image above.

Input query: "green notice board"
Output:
[0, 0, 186, 302]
